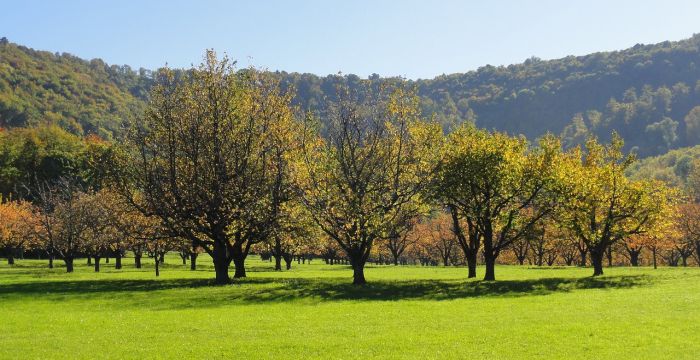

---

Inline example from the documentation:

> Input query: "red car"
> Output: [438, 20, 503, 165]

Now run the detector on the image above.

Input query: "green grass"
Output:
[1, 256, 699, 359]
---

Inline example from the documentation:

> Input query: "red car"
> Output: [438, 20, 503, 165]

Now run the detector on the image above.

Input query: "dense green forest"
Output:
[3, 34, 700, 157]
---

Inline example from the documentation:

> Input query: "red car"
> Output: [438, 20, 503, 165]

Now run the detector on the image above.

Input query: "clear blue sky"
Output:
[2, 0, 699, 79]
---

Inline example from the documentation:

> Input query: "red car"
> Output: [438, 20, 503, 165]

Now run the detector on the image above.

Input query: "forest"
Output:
[4, 34, 700, 158]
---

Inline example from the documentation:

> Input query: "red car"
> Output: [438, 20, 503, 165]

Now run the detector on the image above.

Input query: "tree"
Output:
[413, 213, 459, 266]
[0, 199, 35, 264]
[684, 106, 700, 144]
[559, 134, 675, 276]
[79, 189, 128, 272]
[33, 178, 91, 272]
[622, 236, 645, 267]
[510, 236, 530, 265]
[527, 222, 554, 267]
[123, 52, 297, 284]
[384, 211, 419, 266]
[108, 195, 165, 270]
[296, 82, 441, 284]
[556, 235, 579, 266]
[446, 204, 481, 277]
[434, 124, 563, 280]
[674, 203, 700, 266]
[264, 200, 319, 271]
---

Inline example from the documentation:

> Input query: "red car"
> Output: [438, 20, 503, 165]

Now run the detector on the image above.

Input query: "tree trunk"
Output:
[65, 257, 74, 273]
[181, 253, 187, 265]
[48, 254, 54, 269]
[274, 254, 282, 271]
[590, 248, 604, 276]
[190, 252, 197, 270]
[652, 248, 657, 269]
[483, 254, 496, 281]
[233, 256, 246, 278]
[482, 226, 496, 281]
[105, 256, 109, 264]
[449, 207, 480, 279]
[283, 254, 293, 270]
[212, 241, 230, 284]
[274, 236, 282, 271]
[115, 253, 122, 270]
[158, 253, 165, 265]
[230, 242, 248, 279]
[467, 255, 477, 278]
[606, 246, 613, 267]
[352, 262, 366, 285]
[94, 256, 101, 272]
[135, 254, 142, 269]
[535, 250, 544, 267]
[579, 249, 587, 267]
[6, 247, 14, 265]
[87, 256, 92, 265]
[629, 250, 640, 267]
[155, 256, 160, 277]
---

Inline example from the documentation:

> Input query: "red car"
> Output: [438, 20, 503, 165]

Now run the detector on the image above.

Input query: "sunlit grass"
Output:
[1, 255, 698, 359]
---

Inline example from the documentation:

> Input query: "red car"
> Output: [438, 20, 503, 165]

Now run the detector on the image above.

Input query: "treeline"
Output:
[4, 35, 700, 157]
[3, 52, 697, 286]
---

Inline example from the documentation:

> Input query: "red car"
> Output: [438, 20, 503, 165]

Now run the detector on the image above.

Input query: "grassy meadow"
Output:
[0, 256, 699, 359]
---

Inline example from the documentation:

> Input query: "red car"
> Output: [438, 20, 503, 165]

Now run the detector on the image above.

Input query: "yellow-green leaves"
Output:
[557, 135, 676, 275]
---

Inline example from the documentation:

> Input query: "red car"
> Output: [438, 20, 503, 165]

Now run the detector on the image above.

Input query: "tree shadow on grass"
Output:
[227, 275, 650, 304]
[0, 274, 650, 309]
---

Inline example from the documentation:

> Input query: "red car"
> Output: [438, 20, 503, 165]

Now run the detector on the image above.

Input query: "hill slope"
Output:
[281, 34, 700, 157]
[0, 38, 148, 139]
[626, 144, 700, 187]
[3, 35, 700, 156]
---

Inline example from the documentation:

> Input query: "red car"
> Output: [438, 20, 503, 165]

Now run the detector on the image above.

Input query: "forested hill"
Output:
[3, 34, 700, 156]
[281, 33, 700, 157]
[0, 37, 148, 139]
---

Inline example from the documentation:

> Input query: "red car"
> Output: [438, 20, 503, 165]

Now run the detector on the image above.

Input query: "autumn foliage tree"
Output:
[412, 213, 460, 266]
[434, 124, 563, 280]
[558, 134, 675, 276]
[124, 52, 297, 284]
[0, 199, 35, 264]
[296, 82, 441, 284]
[33, 178, 92, 272]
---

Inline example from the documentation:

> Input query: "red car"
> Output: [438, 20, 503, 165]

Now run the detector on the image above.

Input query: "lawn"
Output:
[0, 256, 698, 359]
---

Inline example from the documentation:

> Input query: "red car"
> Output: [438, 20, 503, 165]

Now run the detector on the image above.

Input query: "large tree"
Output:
[434, 124, 563, 280]
[558, 134, 675, 276]
[124, 52, 297, 284]
[296, 83, 441, 285]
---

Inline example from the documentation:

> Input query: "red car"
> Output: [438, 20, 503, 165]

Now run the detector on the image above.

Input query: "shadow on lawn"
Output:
[0, 273, 650, 307]
[230, 275, 649, 303]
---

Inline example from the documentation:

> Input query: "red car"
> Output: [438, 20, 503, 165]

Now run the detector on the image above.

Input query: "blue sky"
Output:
[2, 0, 699, 79]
